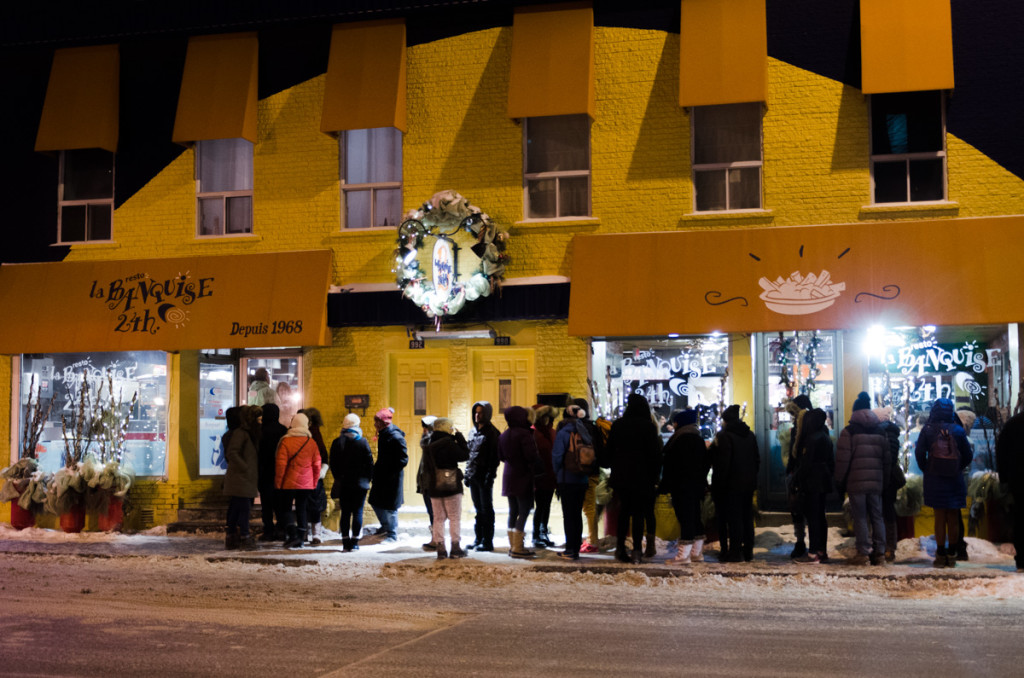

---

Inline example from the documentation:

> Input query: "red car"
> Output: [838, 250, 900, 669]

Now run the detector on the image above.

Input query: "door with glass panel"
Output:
[389, 351, 450, 503]
[754, 331, 842, 510]
[241, 353, 303, 428]
[199, 353, 236, 476]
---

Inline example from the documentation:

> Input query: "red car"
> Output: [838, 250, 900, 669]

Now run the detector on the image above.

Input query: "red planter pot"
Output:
[59, 503, 86, 533]
[97, 497, 124, 532]
[9, 498, 35, 530]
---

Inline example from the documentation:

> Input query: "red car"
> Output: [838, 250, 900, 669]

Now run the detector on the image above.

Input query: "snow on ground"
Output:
[4, 519, 1022, 602]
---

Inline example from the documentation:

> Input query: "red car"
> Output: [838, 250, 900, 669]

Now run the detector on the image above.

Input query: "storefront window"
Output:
[760, 330, 840, 507]
[199, 359, 236, 476]
[863, 324, 1014, 473]
[18, 351, 169, 476]
[592, 337, 730, 439]
[242, 354, 302, 428]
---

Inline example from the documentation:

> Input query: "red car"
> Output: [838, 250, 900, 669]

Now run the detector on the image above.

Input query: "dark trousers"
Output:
[617, 494, 647, 552]
[226, 496, 253, 536]
[470, 478, 495, 542]
[645, 495, 657, 537]
[507, 491, 534, 532]
[671, 488, 705, 541]
[339, 489, 367, 539]
[534, 486, 555, 536]
[423, 492, 434, 524]
[724, 491, 755, 558]
[559, 483, 587, 556]
[882, 487, 898, 552]
[801, 490, 828, 555]
[1013, 496, 1024, 569]
[787, 474, 806, 543]
[258, 486, 277, 532]
[278, 489, 312, 531]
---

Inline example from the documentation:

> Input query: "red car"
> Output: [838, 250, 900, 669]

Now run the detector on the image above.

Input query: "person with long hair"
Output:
[915, 397, 972, 568]
[299, 407, 329, 545]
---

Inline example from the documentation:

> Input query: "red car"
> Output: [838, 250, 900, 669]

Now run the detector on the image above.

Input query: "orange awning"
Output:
[507, 2, 595, 119]
[35, 45, 119, 153]
[679, 0, 767, 107]
[0, 251, 332, 354]
[321, 19, 407, 134]
[172, 33, 258, 144]
[569, 216, 1024, 337]
[861, 0, 954, 94]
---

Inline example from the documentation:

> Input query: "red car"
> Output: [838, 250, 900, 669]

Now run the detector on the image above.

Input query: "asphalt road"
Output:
[1, 554, 1021, 677]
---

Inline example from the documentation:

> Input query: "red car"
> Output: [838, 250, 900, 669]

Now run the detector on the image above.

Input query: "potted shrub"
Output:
[45, 370, 96, 532]
[0, 375, 53, 529]
[84, 374, 137, 531]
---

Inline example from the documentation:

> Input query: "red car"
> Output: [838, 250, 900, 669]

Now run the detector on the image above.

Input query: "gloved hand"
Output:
[319, 465, 329, 480]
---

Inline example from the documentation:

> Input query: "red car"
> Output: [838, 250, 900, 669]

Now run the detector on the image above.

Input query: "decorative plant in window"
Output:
[0, 375, 53, 520]
[45, 370, 97, 516]
[393, 190, 509, 320]
[82, 373, 137, 522]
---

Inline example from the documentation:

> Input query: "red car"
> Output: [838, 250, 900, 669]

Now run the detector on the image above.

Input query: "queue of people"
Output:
[219, 386, 1024, 572]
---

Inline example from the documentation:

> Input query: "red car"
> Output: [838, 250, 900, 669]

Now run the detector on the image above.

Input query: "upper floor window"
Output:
[341, 127, 402, 229]
[196, 138, 253, 237]
[691, 102, 763, 212]
[59, 149, 113, 242]
[870, 91, 946, 204]
[524, 114, 591, 219]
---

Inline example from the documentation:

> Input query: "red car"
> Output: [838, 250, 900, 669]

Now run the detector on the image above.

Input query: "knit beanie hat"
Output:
[852, 391, 871, 411]
[420, 415, 437, 430]
[342, 413, 361, 430]
[374, 408, 394, 425]
[572, 398, 590, 419]
[793, 394, 812, 410]
[432, 417, 454, 434]
[722, 404, 740, 422]
[672, 409, 698, 428]
[289, 412, 310, 433]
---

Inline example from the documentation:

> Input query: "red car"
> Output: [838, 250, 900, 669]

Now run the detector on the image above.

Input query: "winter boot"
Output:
[422, 541, 438, 552]
[691, 538, 705, 563]
[449, 542, 467, 558]
[532, 528, 548, 550]
[509, 530, 536, 559]
[932, 546, 948, 568]
[644, 534, 657, 558]
[956, 539, 969, 561]
[342, 537, 353, 552]
[670, 541, 693, 565]
[631, 549, 643, 565]
[614, 541, 630, 563]
[258, 526, 276, 543]
[790, 540, 807, 559]
[436, 542, 448, 559]
[239, 532, 256, 551]
[224, 527, 241, 550]
[310, 523, 322, 546]
[540, 525, 556, 548]
[284, 526, 305, 549]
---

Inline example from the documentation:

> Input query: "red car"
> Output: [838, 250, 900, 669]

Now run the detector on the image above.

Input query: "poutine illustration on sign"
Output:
[758, 270, 846, 315]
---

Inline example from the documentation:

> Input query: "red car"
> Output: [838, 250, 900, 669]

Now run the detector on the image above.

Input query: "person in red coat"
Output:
[275, 412, 321, 548]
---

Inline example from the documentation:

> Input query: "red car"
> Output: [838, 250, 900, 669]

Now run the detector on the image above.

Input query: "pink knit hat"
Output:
[374, 408, 394, 425]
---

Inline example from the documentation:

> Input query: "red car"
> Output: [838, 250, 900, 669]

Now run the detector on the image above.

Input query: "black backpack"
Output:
[928, 427, 960, 477]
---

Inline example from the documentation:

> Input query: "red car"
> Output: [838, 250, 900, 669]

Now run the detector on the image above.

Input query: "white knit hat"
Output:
[342, 413, 360, 430]
[432, 417, 454, 434]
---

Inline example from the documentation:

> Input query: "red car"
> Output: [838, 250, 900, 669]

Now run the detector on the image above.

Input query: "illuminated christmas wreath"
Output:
[393, 190, 509, 318]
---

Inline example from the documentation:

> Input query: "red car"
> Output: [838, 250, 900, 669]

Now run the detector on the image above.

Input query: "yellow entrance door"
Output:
[471, 348, 536, 430]
[389, 351, 450, 504]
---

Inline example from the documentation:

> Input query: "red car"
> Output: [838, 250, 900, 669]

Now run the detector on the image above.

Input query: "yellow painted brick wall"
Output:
[9, 25, 1024, 526]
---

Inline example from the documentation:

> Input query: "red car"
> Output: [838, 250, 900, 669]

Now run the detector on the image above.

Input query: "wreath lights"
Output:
[393, 190, 509, 319]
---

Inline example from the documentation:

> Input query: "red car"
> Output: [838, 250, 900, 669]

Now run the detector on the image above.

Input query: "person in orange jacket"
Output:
[275, 412, 321, 548]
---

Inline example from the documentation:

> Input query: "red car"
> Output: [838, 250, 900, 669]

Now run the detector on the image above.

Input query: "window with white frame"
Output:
[340, 127, 402, 229]
[524, 114, 590, 219]
[58, 149, 113, 242]
[196, 138, 253, 237]
[691, 103, 763, 212]
[870, 91, 946, 204]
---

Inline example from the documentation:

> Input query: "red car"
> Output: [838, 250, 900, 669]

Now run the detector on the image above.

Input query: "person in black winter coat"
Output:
[421, 418, 470, 559]
[660, 409, 711, 565]
[607, 393, 663, 564]
[329, 413, 374, 551]
[258, 403, 288, 541]
[498, 405, 543, 558]
[300, 407, 330, 545]
[784, 394, 813, 558]
[465, 401, 501, 551]
[367, 408, 408, 542]
[711, 404, 759, 562]
[792, 408, 834, 564]
[996, 410, 1024, 571]
[836, 392, 890, 566]
[874, 406, 903, 562]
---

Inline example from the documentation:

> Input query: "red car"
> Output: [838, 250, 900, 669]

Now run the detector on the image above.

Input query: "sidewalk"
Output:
[1, 522, 1019, 580]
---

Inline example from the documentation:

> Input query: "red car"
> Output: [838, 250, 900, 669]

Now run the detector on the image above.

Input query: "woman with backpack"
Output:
[915, 397, 973, 568]
[551, 404, 594, 560]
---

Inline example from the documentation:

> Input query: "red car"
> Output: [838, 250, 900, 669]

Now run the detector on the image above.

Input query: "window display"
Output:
[199, 360, 236, 476]
[18, 351, 168, 476]
[242, 355, 302, 428]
